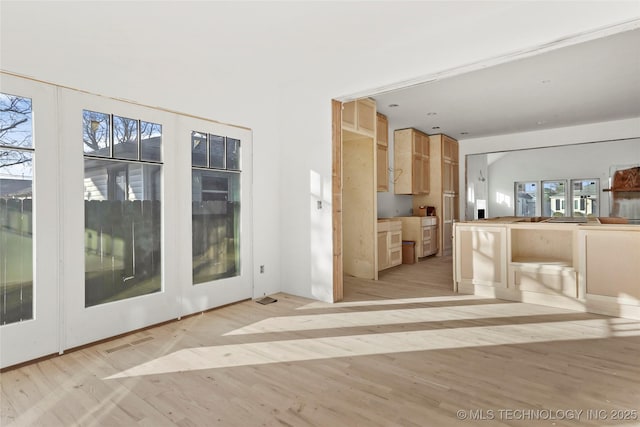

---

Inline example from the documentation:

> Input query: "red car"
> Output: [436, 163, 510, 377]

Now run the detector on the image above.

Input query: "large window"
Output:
[191, 132, 241, 284]
[83, 110, 162, 307]
[0, 93, 33, 325]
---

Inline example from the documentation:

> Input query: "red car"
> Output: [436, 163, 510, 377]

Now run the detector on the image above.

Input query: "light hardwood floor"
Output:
[2, 256, 640, 426]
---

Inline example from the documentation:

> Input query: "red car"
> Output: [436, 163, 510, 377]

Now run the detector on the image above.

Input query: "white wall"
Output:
[2, 1, 639, 303]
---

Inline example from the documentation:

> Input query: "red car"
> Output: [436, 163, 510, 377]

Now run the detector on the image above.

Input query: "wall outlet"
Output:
[260, 265, 265, 274]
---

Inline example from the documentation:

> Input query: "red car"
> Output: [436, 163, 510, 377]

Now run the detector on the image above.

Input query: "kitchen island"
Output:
[453, 217, 640, 319]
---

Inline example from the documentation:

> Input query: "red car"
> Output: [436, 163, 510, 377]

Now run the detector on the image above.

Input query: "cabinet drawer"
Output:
[389, 230, 402, 248]
[389, 247, 402, 267]
[421, 216, 437, 226]
[422, 226, 434, 241]
[422, 240, 431, 257]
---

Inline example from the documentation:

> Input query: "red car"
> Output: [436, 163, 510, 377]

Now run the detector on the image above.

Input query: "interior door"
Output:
[0, 75, 59, 367]
[177, 115, 253, 317]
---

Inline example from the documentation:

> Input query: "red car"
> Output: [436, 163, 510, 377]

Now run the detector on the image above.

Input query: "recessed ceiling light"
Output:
[388, 103, 399, 108]
[426, 112, 437, 116]
[432, 126, 440, 130]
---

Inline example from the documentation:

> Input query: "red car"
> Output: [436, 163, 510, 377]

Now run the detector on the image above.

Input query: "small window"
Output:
[113, 116, 139, 160]
[209, 134, 225, 169]
[140, 121, 162, 162]
[83, 110, 111, 156]
[191, 131, 208, 167]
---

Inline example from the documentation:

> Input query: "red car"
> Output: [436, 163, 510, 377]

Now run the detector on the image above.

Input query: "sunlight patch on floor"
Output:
[105, 318, 629, 379]
[297, 294, 492, 310]
[225, 303, 578, 335]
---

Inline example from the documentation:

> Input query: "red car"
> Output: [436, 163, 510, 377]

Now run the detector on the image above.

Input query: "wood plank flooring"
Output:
[2, 256, 640, 426]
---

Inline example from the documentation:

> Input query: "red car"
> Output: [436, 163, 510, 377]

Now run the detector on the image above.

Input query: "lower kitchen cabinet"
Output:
[397, 216, 438, 259]
[377, 219, 402, 271]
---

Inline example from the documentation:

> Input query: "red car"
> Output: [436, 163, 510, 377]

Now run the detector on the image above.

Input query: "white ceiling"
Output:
[373, 27, 640, 139]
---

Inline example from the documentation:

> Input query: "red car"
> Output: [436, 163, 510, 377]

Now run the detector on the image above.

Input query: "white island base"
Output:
[453, 219, 640, 320]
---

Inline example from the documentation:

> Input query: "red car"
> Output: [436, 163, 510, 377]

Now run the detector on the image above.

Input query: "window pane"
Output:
[0, 93, 33, 149]
[83, 110, 110, 156]
[542, 180, 567, 217]
[209, 134, 225, 169]
[0, 151, 33, 325]
[191, 131, 207, 167]
[113, 116, 139, 160]
[226, 138, 240, 170]
[571, 179, 599, 217]
[84, 159, 162, 307]
[515, 182, 536, 217]
[192, 170, 240, 284]
[140, 121, 162, 162]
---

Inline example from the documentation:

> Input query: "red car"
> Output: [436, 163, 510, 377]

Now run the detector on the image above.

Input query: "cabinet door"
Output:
[442, 136, 455, 160]
[376, 113, 388, 147]
[452, 161, 459, 194]
[377, 145, 388, 192]
[443, 194, 455, 255]
[443, 159, 453, 193]
[393, 129, 413, 194]
[421, 157, 430, 194]
[357, 99, 376, 135]
[421, 135, 430, 194]
[389, 247, 402, 267]
[421, 226, 436, 256]
[342, 99, 376, 137]
[342, 101, 356, 129]
[389, 230, 402, 248]
[412, 154, 422, 194]
[378, 231, 389, 271]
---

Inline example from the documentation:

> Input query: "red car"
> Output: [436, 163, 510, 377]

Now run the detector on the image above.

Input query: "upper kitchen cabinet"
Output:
[393, 128, 430, 195]
[442, 134, 459, 193]
[342, 98, 376, 139]
[376, 113, 389, 192]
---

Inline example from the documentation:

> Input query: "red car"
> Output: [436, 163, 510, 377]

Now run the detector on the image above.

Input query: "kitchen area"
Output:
[340, 98, 458, 282]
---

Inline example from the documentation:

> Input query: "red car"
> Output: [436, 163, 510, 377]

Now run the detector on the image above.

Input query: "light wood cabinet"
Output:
[376, 113, 389, 192]
[377, 219, 402, 271]
[397, 216, 438, 259]
[342, 98, 377, 280]
[342, 98, 376, 138]
[393, 128, 429, 195]
[413, 134, 459, 256]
